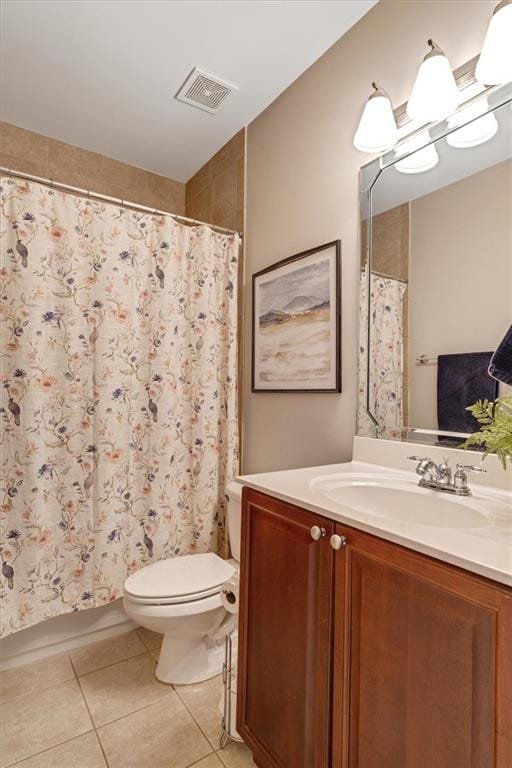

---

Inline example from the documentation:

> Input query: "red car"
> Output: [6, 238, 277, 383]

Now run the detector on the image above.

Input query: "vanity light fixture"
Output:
[446, 99, 498, 148]
[476, 0, 512, 85]
[406, 40, 459, 124]
[353, 8, 512, 155]
[353, 82, 398, 153]
[395, 132, 439, 174]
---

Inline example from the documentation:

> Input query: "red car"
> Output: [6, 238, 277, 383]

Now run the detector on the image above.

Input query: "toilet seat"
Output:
[124, 552, 235, 606]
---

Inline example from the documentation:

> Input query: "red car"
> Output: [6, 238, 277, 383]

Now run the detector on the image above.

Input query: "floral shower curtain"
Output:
[0, 176, 239, 637]
[358, 270, 407, 436]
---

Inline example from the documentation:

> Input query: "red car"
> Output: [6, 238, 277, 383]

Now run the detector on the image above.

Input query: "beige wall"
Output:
[408, 160, 512, 429]
[243, 0, 495, 473]
[0, 122, 185, 214]
[186, 129, 245, 232]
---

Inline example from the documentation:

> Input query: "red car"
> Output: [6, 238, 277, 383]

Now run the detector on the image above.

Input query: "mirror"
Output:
[359, 85, 512, 446]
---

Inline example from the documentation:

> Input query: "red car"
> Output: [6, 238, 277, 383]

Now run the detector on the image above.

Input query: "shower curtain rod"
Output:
[0, 166, 243, 239]
[368, 268, 408, 284]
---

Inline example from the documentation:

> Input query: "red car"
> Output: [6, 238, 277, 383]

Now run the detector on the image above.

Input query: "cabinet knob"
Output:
[310, 525, 326, 541]
[330, 534, 347, 550]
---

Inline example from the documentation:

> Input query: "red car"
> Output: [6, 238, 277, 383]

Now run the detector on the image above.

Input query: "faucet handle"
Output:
[456, 464, 487, 473]
[453, 464, 486, 495]
[406, 456, 433, 477]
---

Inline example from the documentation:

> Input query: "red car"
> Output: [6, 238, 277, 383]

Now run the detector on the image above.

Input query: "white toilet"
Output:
[123, 481, 242, 685]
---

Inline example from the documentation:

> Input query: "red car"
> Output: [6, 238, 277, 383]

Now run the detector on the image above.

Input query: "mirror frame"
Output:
[359, 80, 512, 443]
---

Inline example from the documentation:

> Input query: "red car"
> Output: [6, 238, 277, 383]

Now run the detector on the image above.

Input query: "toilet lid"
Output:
[124, 553, 235, 602]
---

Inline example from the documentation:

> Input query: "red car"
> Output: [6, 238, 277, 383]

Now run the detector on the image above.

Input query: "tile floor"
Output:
[0, 629, 256, 768]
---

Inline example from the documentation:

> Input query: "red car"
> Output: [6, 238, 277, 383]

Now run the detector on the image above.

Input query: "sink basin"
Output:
[309, 473, 491, 529]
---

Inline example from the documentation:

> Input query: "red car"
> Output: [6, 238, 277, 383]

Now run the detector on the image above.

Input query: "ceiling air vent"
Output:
[175, 68, 237, 114]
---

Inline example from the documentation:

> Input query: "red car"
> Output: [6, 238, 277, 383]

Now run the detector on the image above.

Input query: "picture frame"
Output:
[252, 240, 341, 393]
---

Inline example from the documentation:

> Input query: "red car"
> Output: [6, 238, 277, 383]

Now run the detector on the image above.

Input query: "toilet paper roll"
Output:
[220, 573, 239, 614]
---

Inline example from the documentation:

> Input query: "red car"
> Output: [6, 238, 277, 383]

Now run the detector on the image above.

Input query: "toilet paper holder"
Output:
[220, 632, 243, 748]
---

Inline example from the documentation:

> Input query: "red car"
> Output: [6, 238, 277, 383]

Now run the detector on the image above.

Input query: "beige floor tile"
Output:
[6, 732, 107, 768]
[217, 742, 257, 768]
[0, 653, 74, 703]
[136, 626, 163, 651]
[0, 679, 92, 768]
[149, 647, 160, 664]
[79, 652, 172, 727]
[97, 694, 212, 768]
[174, 675, 223, 747]
[194, 755, 224, 767]
[70, 630, 146, 676]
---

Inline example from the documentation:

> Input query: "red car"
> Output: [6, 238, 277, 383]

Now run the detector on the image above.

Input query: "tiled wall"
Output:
[0, 121, 246, 229]
[361, 204, 409, 282]
[185, 129, 245, 232]
[0, 122, 185, 214]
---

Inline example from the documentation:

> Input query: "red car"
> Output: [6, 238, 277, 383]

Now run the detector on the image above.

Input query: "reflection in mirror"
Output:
[359, 95, 512, 446]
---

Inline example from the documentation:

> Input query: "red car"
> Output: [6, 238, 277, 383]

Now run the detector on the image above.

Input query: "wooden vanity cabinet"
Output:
[332, 523, 512, 768]
[238, 488, 512, 768]
[237, 489, 335, 768]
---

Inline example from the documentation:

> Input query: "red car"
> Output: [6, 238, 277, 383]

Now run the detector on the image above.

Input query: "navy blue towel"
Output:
[489, 325, 512, 385]
[437, 352, 498, 434]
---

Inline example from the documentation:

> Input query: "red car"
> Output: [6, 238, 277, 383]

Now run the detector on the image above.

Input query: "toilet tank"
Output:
[226, 481, 243, 563]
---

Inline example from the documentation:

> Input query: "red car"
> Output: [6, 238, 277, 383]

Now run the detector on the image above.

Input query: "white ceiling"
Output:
[0, 0, 376, 182]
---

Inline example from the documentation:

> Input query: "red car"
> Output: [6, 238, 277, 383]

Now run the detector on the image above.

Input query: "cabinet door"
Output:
[237, 489, 334, 768]
[332, 524, 512, 768]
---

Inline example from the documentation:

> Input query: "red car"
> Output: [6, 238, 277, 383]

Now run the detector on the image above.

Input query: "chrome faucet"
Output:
[407, 456, 486, 496]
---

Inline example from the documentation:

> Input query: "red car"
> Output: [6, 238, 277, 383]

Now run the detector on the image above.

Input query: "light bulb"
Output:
[407, 40, 459, 124]
[476, 0, 512, 85]
[395, 132, 439, 174]
[353, 83, 398, 153]
[447, 100, 498, 148]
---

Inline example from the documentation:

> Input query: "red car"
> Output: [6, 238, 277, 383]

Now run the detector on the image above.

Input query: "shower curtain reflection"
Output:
[358, 270, 407, 437]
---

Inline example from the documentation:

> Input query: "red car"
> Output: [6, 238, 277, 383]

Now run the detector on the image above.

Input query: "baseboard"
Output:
[0, 599, 137, 670]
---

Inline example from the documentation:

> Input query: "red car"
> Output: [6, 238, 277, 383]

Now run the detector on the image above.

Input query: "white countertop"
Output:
[238, 438, 512, 587]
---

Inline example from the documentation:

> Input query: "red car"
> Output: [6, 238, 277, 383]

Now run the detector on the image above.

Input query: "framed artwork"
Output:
[252, 240, 341, 393]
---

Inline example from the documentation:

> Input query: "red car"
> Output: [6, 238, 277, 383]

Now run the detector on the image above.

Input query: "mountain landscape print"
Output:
[253, 242, 340, 391]
[259, 294, 330, 326]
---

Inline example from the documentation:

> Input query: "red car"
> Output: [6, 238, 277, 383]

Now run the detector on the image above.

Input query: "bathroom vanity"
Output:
[237, 81, 512, 767]
[236, 439, 512, 768]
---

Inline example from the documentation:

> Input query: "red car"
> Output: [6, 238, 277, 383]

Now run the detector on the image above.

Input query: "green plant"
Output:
[461, 394, 512, 469]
